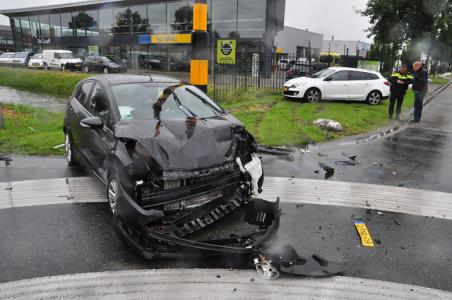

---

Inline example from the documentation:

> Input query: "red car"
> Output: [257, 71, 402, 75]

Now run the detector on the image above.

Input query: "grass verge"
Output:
[0, 67, 89, 97]
[219, 90, 415, 146]
[0, 104, 64, 155]
[430, 77, 450, 85]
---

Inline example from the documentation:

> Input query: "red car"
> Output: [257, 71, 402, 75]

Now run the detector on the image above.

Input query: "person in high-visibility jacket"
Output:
[388, 64, 413, 120]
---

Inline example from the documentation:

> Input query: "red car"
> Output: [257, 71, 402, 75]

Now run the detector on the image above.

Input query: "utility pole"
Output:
[190, 0, 209, 93]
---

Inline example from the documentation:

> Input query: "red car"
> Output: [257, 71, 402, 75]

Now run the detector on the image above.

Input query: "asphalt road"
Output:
[0, 83, 451, 295]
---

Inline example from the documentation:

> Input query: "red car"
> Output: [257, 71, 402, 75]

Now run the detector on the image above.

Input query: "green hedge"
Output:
[0, 67, 90, 97]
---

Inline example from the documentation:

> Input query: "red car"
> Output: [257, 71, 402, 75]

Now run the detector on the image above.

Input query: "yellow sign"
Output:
[276, 48, 284, 54]
[354, 221, 375, 247]
[151, 34, 192, 44]
[217, 40, 236, 64]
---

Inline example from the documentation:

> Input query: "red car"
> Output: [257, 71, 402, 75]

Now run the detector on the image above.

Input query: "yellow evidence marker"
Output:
[354, 221, 375, 247]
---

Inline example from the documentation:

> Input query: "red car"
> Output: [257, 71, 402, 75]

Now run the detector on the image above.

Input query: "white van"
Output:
[43, 50, 82, 71]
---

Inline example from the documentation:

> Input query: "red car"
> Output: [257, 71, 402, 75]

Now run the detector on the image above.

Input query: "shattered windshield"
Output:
[112, 83, 223, 120]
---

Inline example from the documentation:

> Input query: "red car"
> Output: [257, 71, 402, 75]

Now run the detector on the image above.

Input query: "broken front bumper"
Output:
[114, 182, 280, 259]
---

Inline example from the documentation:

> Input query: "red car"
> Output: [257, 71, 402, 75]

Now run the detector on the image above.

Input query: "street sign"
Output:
[217, 39, 236, 64]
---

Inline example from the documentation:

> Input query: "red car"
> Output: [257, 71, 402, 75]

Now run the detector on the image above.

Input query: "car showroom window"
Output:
[328, 71, 349, 81]
[75, 81, 93, 108]
[89, 84, 111, 127]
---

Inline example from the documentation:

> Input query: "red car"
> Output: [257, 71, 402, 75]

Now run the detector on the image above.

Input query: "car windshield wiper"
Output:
[172, 91, 197, 117]
[184, 88, 223, 115]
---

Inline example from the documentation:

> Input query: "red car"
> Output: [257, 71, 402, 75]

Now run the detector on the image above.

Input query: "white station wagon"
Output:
[283, 67, 390, 105]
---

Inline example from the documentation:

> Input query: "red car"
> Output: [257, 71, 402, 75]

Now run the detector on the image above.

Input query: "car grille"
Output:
[283, 90, 300, 96]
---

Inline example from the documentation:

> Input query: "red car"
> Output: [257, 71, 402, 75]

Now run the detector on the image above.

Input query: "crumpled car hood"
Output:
[115, 115, 244, 171]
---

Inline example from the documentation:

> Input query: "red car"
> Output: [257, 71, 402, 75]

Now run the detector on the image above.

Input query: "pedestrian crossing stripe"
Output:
[354, 221, 375, 247]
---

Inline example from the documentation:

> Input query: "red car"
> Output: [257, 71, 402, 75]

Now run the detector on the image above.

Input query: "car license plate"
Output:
[354, 221, 375, 247]
[32, 63, 39, 66]
[283, 87, 289, 92]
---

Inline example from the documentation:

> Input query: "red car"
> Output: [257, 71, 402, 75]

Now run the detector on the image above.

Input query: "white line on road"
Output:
[0, 269, 450, 300]
[1, 177, 452, 220]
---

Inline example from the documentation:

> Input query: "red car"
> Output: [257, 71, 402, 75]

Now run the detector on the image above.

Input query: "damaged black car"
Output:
[63, 74, 280, 260]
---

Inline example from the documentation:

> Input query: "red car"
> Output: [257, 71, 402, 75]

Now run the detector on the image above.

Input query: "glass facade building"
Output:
[2, 0, 285, 71]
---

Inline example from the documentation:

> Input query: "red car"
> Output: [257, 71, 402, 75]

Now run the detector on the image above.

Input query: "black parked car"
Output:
[63, 74, 279, 259]
[286, 60, 310, 80]
[138, 55, 162, 70]
[83, 55, 124, 74]
[105, 55, 128, 71]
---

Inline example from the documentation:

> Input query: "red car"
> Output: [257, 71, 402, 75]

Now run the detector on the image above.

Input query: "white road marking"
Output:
[0, 269, 450, 300]
[1, 177, 452, 220]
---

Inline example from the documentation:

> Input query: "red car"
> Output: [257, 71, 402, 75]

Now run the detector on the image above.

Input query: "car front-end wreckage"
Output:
[65, 76, 343, 279]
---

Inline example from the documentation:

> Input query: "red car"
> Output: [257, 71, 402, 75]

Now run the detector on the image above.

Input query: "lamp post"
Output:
[190, 0, 209, 93]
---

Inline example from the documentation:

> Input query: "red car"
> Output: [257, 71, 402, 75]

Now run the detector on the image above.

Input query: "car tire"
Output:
[61, 64, 66, 71]
[84, 65, 89, 73]
[367, 90, 382, 105]
[107, 171, 120, 216]
[305, 88, 322, 103]
[64, 132, 77, 166]
[103, 67, 109, 74]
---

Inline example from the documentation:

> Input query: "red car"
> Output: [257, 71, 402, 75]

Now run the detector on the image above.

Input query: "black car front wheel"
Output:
[107, 172, 120, 216]
[65, 132, 77, 166]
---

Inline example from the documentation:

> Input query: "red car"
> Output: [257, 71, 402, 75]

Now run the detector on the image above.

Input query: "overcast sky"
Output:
[0, 0, 371, 42]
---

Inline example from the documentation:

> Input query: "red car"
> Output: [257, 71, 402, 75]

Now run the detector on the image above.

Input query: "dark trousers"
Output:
[388, 92, 405, 118]
[414, 91, 426, 123]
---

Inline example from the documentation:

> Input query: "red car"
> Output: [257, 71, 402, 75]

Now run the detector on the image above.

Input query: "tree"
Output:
[171, 5, 193, 32]
[361, 0, 452, 73]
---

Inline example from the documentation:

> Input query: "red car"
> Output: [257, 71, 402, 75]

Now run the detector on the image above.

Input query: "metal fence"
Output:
[212, 52, 317, 101]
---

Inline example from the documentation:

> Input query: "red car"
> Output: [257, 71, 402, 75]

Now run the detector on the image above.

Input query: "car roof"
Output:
[43, 50, 72, 53]
[87, 74, 183, 86]
[328, 67, 381, 75]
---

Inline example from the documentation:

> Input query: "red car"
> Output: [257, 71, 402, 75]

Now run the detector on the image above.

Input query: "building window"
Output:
[61, 13, 74, 37]
[29, 16, 40, 39]
[130, 5, 148, 34]
[113, 7, 131, 34]
[167, 1, 193, 33]
[147, 3, 167, 33]
[49, 14, 61, 38]
[237, 0, 266, 38]
[212, 0, 238, 38]
[38, 15, 50, 38]
[73, 10, 99, 37]
[99, 8, 114, 35]
[20, 17, 31, 43]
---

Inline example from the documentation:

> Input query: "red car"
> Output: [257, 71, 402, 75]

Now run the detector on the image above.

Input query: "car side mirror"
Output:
[324, 77, 333, 82]
[80, 116, 103, 129]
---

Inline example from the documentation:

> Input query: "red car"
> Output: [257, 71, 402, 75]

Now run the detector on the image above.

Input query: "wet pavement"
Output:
[263, 82, 452, 193]
[0, 83, 451, 293]
[0, 86, 66, 112]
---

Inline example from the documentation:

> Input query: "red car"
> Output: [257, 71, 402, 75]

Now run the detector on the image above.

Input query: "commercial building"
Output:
[0, 0, 286, 71]
[322, 40, 371, 58]
[274, 26, 323, 59]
